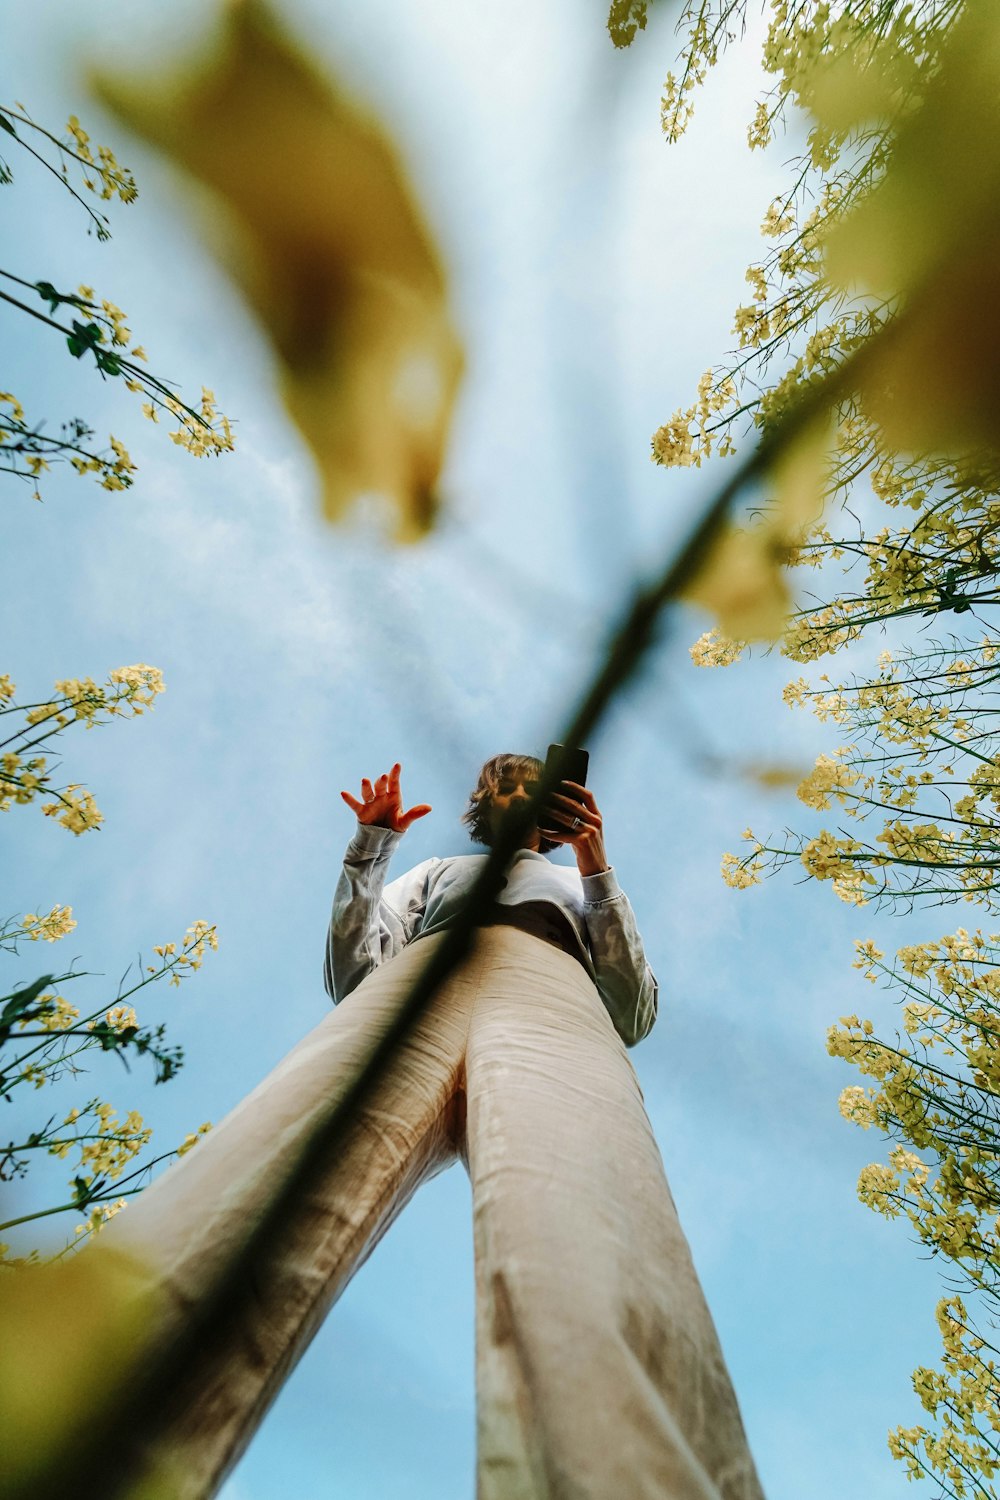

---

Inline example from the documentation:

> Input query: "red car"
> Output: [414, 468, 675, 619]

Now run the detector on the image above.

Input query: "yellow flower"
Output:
[651, 412, 697, 468]
[747, 101, 772, 151]
[721, 851, 762, 889]
[36, 996, 80, 1032]
[176, 1121, 212, 1156]
[838, 1085, 878, 1128]
[689, 629, 745, 668]
[105, 1005, 138, 1032]
[0, 391, 26, 425]
[796, 752, 860, 811]
[21, 905, 76, 943]
[857, 1162, 901, 1215]
[41, 785, 104, 835]
[108, 663, 165, 708]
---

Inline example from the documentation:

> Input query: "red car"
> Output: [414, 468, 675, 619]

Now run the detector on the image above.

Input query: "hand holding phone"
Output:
[540, 743, 589, 832]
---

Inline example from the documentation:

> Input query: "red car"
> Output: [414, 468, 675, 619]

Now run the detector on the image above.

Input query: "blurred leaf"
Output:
[92, 0, 463, 541]
[607, 0, 649, 49]
[823, 8, 1000, 461]
[800, 34, 919, 138]
[0, 1247, 161, 1494]
[682, 418, 831, 641]
[681, 521, 790, 641]
[740, 763, 805, 789]
[770, 413, 831, 536]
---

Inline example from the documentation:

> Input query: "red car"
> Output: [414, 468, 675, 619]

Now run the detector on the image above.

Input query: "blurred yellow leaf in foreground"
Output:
[823, 7, 1000, 463]
[0, 1247, 164, 1495]
[682, 417, 830, 641]
[682, 521, 791, 642]
[93, 0, 464, 541]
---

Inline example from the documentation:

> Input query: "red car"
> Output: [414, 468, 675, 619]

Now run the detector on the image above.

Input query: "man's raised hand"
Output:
[340, 762, 432, 833]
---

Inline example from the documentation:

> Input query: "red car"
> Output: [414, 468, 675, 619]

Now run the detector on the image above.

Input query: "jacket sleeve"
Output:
[324, 821, 437, 1003]
[580, 867, 659, 1047]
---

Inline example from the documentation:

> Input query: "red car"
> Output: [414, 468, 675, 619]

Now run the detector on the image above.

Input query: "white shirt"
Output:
[325, 820, 659, 1046]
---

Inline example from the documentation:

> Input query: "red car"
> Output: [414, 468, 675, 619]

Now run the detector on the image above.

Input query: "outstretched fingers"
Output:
[340, 763, 427, 830]
[399, 802, 432, 830]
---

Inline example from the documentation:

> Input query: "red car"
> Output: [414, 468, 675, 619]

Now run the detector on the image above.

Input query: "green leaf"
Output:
[66, 320, 102, 360]
[0, 111, 18, 138]
[89, 1021, 121, 1052]
[95, 349, 122, 377]
[0, 975, 55, 1043]
[35, 280, 61, 313]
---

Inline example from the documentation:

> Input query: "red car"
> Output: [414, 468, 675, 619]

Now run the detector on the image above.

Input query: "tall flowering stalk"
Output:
[0, 102, 233, 500]
[0, 664, 216, 1262]
[724, 640, 1000, 912]
[0, 909, 216, 1263]
[831, 931, 1000, 1492]
[613, 2, 1000, 1493]
[0, 664, 165, 833]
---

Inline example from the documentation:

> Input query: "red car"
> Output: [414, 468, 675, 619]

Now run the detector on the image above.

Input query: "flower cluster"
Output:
[800, 830, 877, 906]
[19, 905, 77, 943]
[16, 994, 81, 1035]
[689, 628, 745, 668]
[1, 108, 234, 501]
[889, 1297, 1000, 1494]
[40, 785, 103, 836]
[176, 1121, 212, 1157]
[721, 640, 1000, 915]
[795, 751, 860, 811]
[163, 387, 235, 458]
[720, 831, 764, 890]
[829, 926, 1000, 1315]
[851, 937, 885, 984]
[103, 1005, 138, 1034]
[64, 115, 137, 204]
[647, 5, 1000, 1493]
[71, 1198, 128, 1241]
[0, 664, 165, 833]
[1, 912, 218, 1256]
[650, 370, 737, 471]
[146, 920, 220, 988]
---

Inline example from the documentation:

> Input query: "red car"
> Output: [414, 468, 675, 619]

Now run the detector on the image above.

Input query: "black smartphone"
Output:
[540, 743, 589, 830]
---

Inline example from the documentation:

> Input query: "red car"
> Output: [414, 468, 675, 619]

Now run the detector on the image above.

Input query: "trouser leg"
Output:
[464, 926, 765, 1500]
[98, 932, 464, 1499]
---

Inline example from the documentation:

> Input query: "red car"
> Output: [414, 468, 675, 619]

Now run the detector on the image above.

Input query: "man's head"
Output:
[461, 753, 558, 854]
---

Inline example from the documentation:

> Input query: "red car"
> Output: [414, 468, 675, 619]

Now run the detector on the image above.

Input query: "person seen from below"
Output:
[321, 754, 764, 1500]
[96, 752, 764, 1500]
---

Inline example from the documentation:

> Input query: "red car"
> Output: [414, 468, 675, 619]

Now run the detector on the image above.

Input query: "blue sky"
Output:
[2, 3, 945, 1496]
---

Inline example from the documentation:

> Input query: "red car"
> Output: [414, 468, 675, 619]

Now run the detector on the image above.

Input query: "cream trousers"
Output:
[102, 925, 765, 1500]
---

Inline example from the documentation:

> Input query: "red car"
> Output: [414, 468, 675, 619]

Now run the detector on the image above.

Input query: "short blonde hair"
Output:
[461, 753, 558, 853]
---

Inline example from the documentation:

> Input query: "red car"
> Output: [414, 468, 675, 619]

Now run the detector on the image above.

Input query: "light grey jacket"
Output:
[324, 820, 658, 1046]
